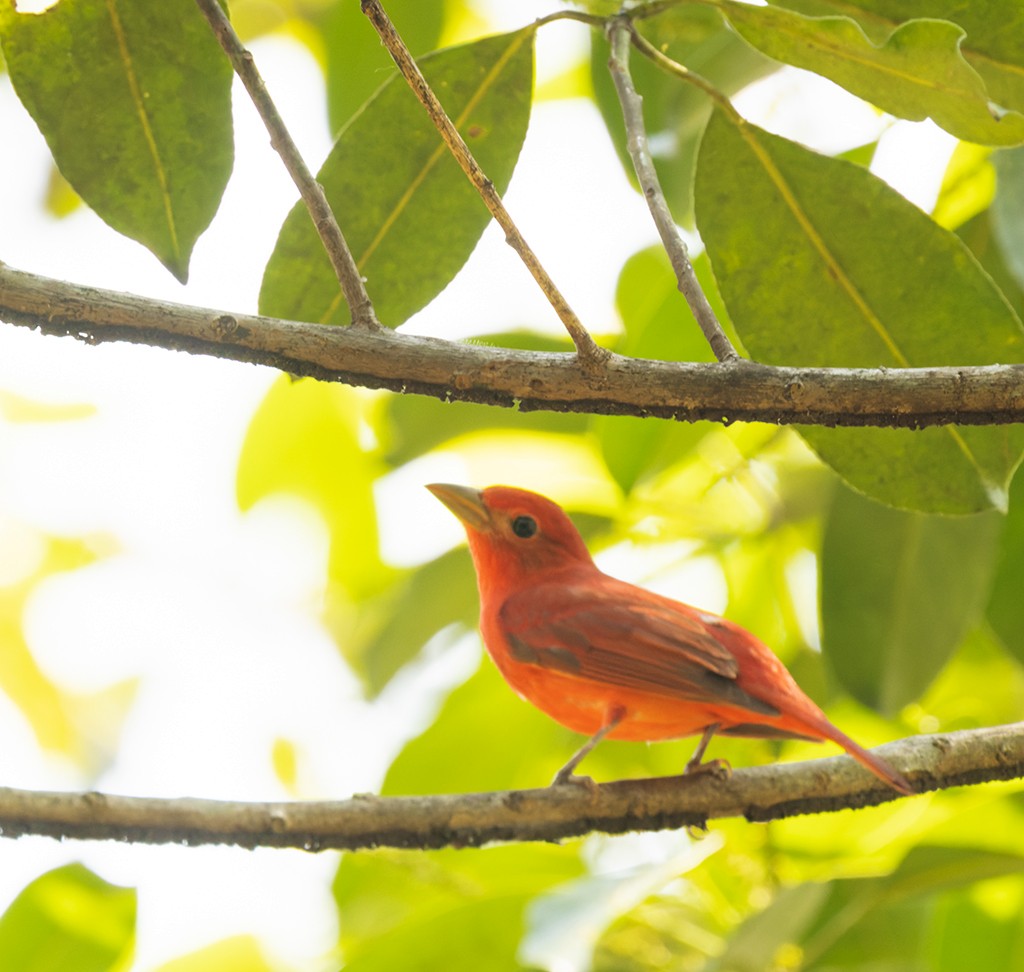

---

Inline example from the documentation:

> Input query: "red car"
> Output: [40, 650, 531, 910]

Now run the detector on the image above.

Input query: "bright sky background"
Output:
[0, 2, 955, 968]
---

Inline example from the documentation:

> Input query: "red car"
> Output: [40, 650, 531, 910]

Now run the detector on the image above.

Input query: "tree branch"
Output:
[0, 725, 1019, 851]
[4, 262, 1024, 428]
[359, 0, 606, 365]
[194, 0, 381, 330]
[606, 18, 738, 363]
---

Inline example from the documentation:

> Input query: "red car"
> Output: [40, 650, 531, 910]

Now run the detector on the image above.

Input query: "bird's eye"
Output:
[511, 515, 538, 539]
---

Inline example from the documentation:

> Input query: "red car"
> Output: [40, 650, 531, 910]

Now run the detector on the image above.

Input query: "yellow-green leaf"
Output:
[0, 864, 135, 972]
[721, 4, 1024, 145]
[695, 109, 1024, 512]
[260, 29, 534, 327]
[0, 0, 233, 281]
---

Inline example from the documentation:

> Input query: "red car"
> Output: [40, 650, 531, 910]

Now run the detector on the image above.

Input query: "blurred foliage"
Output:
[0, 864, 135, 972]
[154, 936, 277, 972]
[3, 0, 1024, 970]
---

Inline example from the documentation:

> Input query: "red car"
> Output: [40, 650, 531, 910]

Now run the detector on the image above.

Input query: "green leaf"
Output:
[381, 657, 573, 795]
[381, 358, 586, 468]
[695, 109, 1024, 513]
[801, 846, 1024, 967]
[765, 0, 1024, 117]
[350, 548, 479, 696]
[710, 883, 830, 972]
[523, 843, 721, 972]
[334, 844, 583, 972]
[933, 142, 995, 230]
[155, 936, 275, 972]
[821, 484, 1000, 713]
[715, 846, 1024, 971]
[382, 649, 686, 796]
[236, 376, 396, 683]
[932, 888, 1024, 972]
[0, 0, 233, 282]
[236, 376, 386, 599]
[592, 246, 725, 493]
[720, 4, 1024, 145]
[590, 5, 777, 227]
[992, 146, 1024, 290]
[317, 0, 445, 134]
[0, 864, 135, 972]
[260, 30, 534, 328]
[956, 209, 1024, 324]
[986, 464, 1024, 665]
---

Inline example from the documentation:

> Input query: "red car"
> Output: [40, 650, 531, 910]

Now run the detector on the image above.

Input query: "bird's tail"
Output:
[817, 721, 913, 795]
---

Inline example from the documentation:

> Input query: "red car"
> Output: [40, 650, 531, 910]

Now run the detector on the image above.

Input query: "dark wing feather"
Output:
[499, 579, 780, 717]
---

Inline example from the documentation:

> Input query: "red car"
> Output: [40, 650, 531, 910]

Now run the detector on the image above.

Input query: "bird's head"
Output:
[428, 483, 594, 594]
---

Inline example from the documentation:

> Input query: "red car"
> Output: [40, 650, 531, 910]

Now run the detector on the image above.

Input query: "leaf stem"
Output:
[359, 0, 607, 366]
[194, 0, 381, 330]
[607, 18, 740, 362]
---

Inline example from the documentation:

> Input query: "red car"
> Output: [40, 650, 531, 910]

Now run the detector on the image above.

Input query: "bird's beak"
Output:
[427, 483, 492, 532]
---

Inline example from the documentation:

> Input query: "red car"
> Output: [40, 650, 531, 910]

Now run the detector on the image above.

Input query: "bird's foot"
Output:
[683, 757, 732, 781]
[550, 769, 598, 792]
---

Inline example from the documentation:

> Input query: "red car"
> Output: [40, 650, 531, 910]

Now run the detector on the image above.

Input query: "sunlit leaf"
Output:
[720, 4, 1024, 145]
[801, 846, 1024, 968]
[592, 247, 721, 493]
[381, 657, 572, 795]
[381, 366, 586, 468]
[956, 210, 1024, 320]
[765, 0, 1024, 116]
[821, 484, 1000, 713]
[0, 0, 233, 281]
[236, 377, 395, 682]
[350, 548, 478, 697]
[0, 536, 107, 762]
[271, 737, 298, 794]
[523, 839, 722, 972]
[711, 883, 829, 972]
[712, 845, 1024, 971]
[919, 625, 1024, 730]
[0, 864, 135, 972]
[987, 466, 1024, 665]
[933, 142, 994, 230]
[932, 887, 1024, 972]
[43, 163, 81, 219]
[260, 30, 534, 327]
[155, 935, 275, 972]
[334, 844, 583, 972]
[0, 391, 95, 423]
[992, 146, 1024, 290]
[695, 109, 1024, 513]
[236, 376, 387, 600]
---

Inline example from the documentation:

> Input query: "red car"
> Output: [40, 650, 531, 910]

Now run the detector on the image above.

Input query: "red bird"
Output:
[428, 483, 911, 795]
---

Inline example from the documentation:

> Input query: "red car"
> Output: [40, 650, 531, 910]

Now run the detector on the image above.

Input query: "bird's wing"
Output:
[498, 580, 780, 717]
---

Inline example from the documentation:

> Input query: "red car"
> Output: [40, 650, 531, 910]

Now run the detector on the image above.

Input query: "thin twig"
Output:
[0, 724, 1018, 851]
[629, 27, 741, 118]
[359, 0, 607, 365]
[607, 18, 739, 363]
[5, 262, 1024, 428]
[194, 0, 380, 330]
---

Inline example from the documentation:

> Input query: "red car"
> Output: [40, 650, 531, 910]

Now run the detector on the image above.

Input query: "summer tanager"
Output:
[429, 483, 911, 795]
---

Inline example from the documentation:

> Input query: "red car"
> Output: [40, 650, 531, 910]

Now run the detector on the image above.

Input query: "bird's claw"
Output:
[551, 770, 598, 793]
[683, 758, 732, 781]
